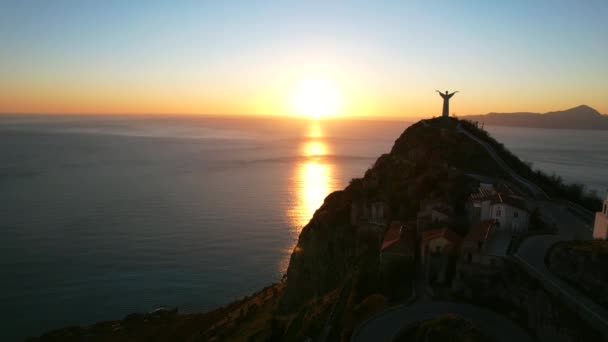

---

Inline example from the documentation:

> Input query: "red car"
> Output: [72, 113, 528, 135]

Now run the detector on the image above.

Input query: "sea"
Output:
[1, 115, 607, 341]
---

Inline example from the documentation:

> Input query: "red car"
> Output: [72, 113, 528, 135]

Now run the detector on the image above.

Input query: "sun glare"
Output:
[290, 78, 343, 119]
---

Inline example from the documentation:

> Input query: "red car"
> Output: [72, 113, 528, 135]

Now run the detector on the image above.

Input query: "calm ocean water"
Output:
[0, 115, 606, 340]
[486, 125, 608, 195]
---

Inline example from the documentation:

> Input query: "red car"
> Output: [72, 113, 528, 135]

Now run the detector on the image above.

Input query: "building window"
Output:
[496, 209, 501, 217]
[514, 211, 518, 218]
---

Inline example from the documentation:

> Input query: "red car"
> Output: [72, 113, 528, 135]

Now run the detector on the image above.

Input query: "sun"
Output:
[290, 78, 343, 119]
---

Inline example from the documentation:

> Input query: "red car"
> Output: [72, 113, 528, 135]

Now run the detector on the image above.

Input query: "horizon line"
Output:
[0, 103, 604, 119]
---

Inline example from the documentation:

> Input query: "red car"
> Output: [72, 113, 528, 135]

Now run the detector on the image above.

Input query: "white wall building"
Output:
[593, 194, 608, 240]
[490, 194, 530, 232]
[468, 188, 529, 233]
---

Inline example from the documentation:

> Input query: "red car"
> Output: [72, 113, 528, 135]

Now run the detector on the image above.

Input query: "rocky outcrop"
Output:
[279, 118, 499, 312]
[279, 189, 358, 310]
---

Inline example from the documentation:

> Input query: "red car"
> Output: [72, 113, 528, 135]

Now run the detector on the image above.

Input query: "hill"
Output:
[31, 117, 603, 341]
[462, 105, 608, 130]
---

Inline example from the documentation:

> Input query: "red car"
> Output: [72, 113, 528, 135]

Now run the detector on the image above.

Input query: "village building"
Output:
[416, 199, 454, 233]
[369, 201, 390, 225]
[459, 220, 505, 268]
[380, 221, 416, 268]
[452, 219, 511, 297]
[593, 193, 608, 240]
[467, 186, 529, 232]
[351, 199, 391, 254]
[350, 200, 390, 226]
[420, 227, 462, 284]
[490, 194, 529, 232]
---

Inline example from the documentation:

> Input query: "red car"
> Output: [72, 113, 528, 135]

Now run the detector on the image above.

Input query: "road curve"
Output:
[516, 234, 608, 335]
[456, 123, 606, 335]
[352, 301, 534, 342]
[456, 124, 549, 199]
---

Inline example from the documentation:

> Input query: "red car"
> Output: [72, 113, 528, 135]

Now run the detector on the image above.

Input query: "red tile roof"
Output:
[381, 221, 417, 250]
[381, 221, 403, 250]
[421, 227, 462, 246]
[381, 222, 416, 257]
[465, 220, 496, 242]
[469, 188, 496, 201]
[470, 188, 528, 211]
[491, 193, 528, 211]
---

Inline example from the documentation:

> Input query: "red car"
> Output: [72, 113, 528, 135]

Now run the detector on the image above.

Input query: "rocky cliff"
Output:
[279, 118, 501, 312]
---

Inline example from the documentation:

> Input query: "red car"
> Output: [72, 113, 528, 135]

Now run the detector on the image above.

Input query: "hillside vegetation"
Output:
[459, 119, 601, 211]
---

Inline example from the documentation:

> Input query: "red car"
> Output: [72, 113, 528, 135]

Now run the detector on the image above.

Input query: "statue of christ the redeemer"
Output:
[436, 90, 458, 117]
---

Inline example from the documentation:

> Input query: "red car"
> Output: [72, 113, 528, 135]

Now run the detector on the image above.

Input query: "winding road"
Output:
[456, 124, 548, 199]
[514, 200, 606, 336]
[456, 123, 606, 336]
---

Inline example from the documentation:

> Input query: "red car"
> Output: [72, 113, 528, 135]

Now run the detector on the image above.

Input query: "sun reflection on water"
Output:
[294, 161, 332, 228]
[280, 123, 338, 273]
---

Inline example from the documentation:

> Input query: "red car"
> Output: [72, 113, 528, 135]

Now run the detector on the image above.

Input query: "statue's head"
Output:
[445, 90, 449, 94]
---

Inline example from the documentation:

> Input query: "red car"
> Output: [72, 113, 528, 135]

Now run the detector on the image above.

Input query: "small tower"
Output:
[593, 193, 608, 240]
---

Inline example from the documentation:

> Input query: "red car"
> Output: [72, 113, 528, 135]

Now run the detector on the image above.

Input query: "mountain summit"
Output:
[463, 105, 608, 130]
[546, 105, 601, 118]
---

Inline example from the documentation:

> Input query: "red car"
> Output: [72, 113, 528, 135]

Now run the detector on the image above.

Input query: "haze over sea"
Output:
[1, 115, 607, 340]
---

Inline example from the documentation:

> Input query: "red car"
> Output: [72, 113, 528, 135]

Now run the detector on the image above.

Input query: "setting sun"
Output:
[290, 78, 343, 119]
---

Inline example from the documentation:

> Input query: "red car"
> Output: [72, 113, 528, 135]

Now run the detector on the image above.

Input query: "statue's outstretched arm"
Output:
[450, 91, 459, 95]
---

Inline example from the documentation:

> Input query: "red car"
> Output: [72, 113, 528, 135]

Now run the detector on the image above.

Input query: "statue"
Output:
[436, 90, 458, 117]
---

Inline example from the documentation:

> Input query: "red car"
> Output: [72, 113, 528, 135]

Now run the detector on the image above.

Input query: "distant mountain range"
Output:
[462, 105, 608, 130]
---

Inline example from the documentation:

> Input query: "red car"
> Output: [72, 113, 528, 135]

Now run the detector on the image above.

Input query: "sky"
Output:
[1, 0, 607, 118]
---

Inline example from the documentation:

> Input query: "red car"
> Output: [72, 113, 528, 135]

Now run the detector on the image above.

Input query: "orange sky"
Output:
[1, 2, 607, 117]
[2, 79, 605, 118]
